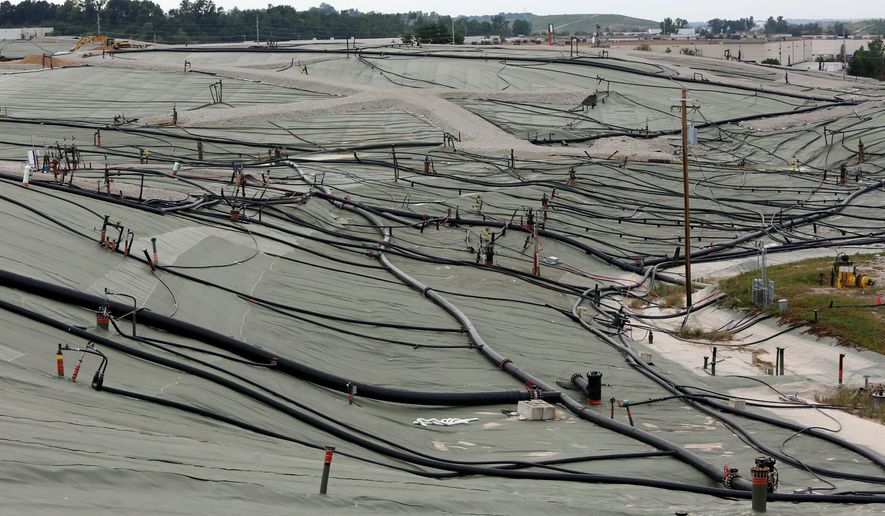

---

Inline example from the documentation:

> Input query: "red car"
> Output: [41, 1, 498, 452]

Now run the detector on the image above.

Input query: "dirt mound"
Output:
[4, 53, 77, 66]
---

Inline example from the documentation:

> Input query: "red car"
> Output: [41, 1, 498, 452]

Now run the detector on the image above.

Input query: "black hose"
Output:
[0, 268, 557, 406]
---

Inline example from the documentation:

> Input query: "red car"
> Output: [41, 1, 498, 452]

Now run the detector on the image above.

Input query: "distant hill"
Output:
[524, 13, 658, 33]
[460, 13, 658, 34]
[846, 19, 885, 35]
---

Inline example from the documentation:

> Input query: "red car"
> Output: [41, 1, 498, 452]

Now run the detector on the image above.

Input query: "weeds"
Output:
[675, 326, 734, 342]
[718, 253, 884, 353]
[651, 282, 694, 309]
[814, 385, 885, 424]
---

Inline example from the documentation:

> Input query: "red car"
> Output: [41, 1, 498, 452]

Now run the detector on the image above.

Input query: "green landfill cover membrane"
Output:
[0, 37, 76, 59]
[0, 67, 329, 120]
[0, 43, 883, 514]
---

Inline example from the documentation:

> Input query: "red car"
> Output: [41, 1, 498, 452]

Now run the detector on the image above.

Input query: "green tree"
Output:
[848, 39, 884, 80]
[708, 17, 755, 35]
[490, 14, 508, 36]
[0, 1, 464, 44]
[173, 27, 187, 43]
[511, 18, 531, 35]
[833, 22, 846, 37]
[764, 16, 789, 34]
[311, 2, 336, 14]
[790, 22, 821, 36]
[413, 21, 461, 44]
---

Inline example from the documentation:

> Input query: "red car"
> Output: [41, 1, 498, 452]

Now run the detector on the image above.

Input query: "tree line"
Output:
[657, 15, 877, 39]
[406, 15, 532, 44]
[706, 18, 754, 35]
[762, 16, 822, 36]
[659, 17, 688, 35]
[0, 0, 531, 44]
[848, 39, 884, 80]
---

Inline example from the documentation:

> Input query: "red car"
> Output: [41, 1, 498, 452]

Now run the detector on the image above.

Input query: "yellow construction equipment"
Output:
[70, 36, 132, 52]
[830, 254, 875, 289]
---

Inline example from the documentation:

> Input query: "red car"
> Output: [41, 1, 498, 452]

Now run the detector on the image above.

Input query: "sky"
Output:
[193, 0, 879, 21]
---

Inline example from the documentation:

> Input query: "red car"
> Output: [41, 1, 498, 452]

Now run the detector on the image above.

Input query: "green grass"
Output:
[718, 254, 885, 353]
[629, 281, 696, 309]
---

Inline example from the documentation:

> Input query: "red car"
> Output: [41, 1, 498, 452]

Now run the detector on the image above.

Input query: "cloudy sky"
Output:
[198, 0, 877, 20]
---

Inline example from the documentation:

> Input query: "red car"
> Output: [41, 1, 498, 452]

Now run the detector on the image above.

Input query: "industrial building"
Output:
[0, 27, 54, 40]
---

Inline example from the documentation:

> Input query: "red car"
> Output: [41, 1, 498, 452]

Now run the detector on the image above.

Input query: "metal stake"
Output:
[319, 446, 335, 494]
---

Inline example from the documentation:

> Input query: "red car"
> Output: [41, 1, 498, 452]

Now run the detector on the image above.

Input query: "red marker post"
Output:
[751, 465, 769, 512]
[56, 344, 65, 378]
[71, 348, 87, 382]
[319, 446, 335, 494]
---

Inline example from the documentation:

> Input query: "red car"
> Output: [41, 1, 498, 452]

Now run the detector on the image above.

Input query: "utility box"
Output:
[517, 400, 555, 421]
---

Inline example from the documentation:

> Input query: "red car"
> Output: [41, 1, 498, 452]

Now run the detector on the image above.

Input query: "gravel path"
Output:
[58, 47, 884, 163]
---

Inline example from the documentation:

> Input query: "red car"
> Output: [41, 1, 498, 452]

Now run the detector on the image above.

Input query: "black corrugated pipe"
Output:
[530, 102, 854, 145]
[0, 268, 557, 406]
[0, 171, 212, 214]
[5, 291, 884, 503]
[115, 47, 849, 103]
[308, 190, 643, 273]
[571, 372, 603, 405]
[642, 177, 885, 267]
[573, 289, 885, 483]
[298, 166, 755, 492]
[0, 117, 432, 156]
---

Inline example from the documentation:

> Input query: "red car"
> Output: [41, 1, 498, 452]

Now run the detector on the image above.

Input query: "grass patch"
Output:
[630, 282, 697, 309]
[655, 282, 686, 309]
[718, 253, 885, 353]
[814, 385, 885, 424]
[676, 326, 734, 342]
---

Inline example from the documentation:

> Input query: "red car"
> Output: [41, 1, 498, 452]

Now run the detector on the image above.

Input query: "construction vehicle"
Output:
[830, 254, 875, 289]
[70, 36, 132, 52]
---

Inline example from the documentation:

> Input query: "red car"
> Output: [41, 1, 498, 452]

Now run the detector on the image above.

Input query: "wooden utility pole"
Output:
[680, 87, 692, 309]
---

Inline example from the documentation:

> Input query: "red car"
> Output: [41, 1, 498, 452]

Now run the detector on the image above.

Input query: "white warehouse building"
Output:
[0, 27, 54, 40]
